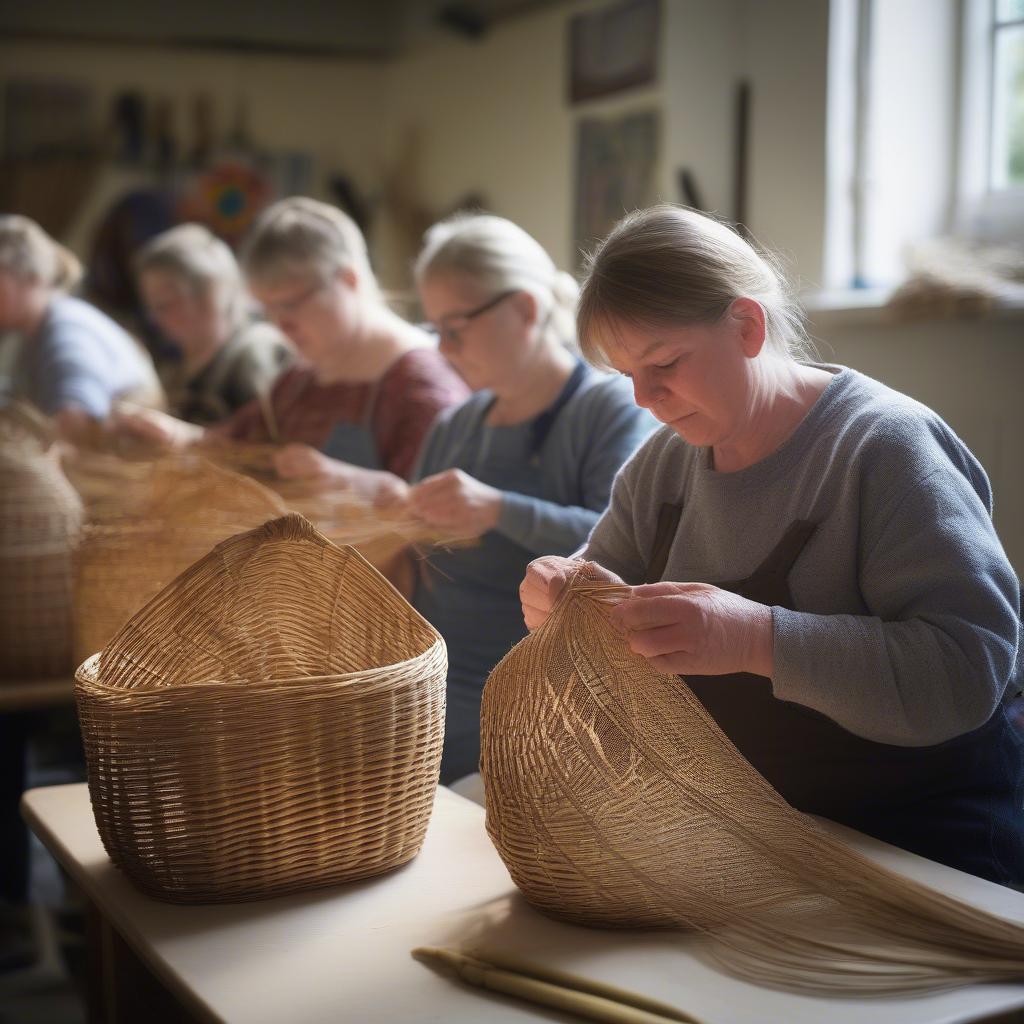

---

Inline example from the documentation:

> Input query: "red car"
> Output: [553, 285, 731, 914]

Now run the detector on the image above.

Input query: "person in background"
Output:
[0, 214, 162, 438]
[520, 205, 1023, 886]
[135, 223, 294, 426]
[115, 198, 468, 499]
[357, 214, 657, 784]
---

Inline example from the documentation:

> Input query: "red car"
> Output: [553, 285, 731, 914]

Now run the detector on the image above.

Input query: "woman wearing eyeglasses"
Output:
[115, 199, 468, 497]
[396, 214, 657, 784]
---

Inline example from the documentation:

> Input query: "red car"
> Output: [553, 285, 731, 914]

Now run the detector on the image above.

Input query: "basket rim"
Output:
[75, 640, 447, 696]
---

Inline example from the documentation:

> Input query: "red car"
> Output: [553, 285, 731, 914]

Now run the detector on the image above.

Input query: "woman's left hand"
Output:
[272, 443, 335, 482]
[408, 468, 502, 539]
[609, 582, 774, 677]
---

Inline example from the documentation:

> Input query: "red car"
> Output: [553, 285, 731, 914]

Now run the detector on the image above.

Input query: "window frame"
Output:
[954, 0, 1024, 239]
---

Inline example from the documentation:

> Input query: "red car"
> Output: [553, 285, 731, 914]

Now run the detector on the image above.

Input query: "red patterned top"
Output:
[212, 347, 469, 479]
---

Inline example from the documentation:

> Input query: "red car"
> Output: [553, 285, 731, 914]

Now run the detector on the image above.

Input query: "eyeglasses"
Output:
[434, 289, 517, 347]
[260, 279, 327, 320]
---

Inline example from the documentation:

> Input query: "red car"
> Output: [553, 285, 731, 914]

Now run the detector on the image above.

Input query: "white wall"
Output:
[811, 310, 1024, 576]
[741, 0, 830, 289]
[0, 40, 389, 250]
[1, 1, 833, 291]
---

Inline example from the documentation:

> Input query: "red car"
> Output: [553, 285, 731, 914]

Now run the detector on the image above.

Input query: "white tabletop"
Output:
[21, 783, 1024, 1024]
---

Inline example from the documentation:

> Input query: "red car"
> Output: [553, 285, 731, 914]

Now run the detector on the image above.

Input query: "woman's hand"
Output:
[273, 444, 410, 509]
[609, 582, 773, 677]
[272, 443, 333, 482]
[520, 556, 624, 631]
[110, 404, 204, 451]
[53, 407, 97, 444]
[408, 469, 502, 539]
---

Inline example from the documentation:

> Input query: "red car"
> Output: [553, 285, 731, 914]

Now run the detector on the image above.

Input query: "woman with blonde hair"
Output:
[136, 223, 293, 425]
[382, 213, 656, 783]
[116, 198, 468, 494]
[520, 205, 1023, 885]
[0, 214, 162, 435]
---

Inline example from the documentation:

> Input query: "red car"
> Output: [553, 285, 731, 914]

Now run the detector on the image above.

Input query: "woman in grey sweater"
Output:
[521, 205, 1022, 886]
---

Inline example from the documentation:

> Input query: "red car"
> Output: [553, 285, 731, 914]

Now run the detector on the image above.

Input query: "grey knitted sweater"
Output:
[583, 365, 1021, 747]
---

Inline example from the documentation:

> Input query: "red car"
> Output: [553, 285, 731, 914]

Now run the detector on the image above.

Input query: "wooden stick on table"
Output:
[413, 947, 705, 1024]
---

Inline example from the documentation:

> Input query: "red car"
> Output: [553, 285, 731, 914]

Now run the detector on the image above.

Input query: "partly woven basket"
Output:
[59, 424, 164, 522]
[0, 400, 54, 449]
[76, 514, 447, 903]
[0, 439, 83, 680]
[481, 568, 1024, 996]
[72, 455, 286, 665]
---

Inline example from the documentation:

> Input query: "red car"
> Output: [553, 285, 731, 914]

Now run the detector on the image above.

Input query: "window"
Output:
[825, 0, 1024, 292]
[992, 0, 1024, 190]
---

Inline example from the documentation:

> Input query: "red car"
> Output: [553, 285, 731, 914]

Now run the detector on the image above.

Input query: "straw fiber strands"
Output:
[72, 455, 285, 664]
[76, 514, 447, 903]
[481, 568, 1024, 997]
[0, 412, 83, 679]
[59, 429, 162, 522]
[202, 440, 456, 573]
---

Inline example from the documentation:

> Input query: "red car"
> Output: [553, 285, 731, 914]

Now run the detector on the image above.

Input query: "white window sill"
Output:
[803, 287, 1024, 327]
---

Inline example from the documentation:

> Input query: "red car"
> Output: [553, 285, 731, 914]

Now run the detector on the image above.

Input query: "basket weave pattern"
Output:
[0, 439, 83, 680]
[76, 514, 446, 903]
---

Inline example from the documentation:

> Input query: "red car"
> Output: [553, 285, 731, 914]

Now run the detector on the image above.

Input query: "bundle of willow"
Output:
[72, 455, 286, 664]
[76, 514, 446, 903]
[199, 440, 467, 576]
[0, 443, 83, 679]
[60, 439, 162, 522]
[0, 400, 54, 450]
[271, 478, 448, 569]
[197, 438, 279, 479]
[480, 567, 1024, 997]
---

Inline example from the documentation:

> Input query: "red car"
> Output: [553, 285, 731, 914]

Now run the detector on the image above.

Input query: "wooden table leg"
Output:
[85, 899, 202, 1023]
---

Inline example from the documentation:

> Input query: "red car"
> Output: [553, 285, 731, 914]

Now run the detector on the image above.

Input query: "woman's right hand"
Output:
[110, 404, 204, 451]
[520, 556, 623, 631]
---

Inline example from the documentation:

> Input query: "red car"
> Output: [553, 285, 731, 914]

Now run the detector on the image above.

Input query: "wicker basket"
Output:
[0, 444, 83, 680]
[0, 401, 54, 449]
[72, 456, 286, 665]
[76, 514, 447, 903]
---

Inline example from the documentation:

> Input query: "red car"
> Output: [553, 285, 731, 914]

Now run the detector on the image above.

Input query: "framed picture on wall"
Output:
[574, 108, 660, 266]
[568, 0, 660, 104]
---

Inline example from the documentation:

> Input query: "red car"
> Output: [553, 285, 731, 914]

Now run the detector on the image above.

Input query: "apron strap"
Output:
[758, 519, 818, 579]
[645, 502, 684, 584]
[528, 357, 587, 456]
[645, 511, 816, 587]
[362, 378, 382, 429]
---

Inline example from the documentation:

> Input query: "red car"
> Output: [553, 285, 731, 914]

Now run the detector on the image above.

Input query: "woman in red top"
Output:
[115, 198, 468, 497]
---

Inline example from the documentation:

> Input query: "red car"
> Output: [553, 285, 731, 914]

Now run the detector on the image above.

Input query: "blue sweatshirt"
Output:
[13, 295, 158, 417]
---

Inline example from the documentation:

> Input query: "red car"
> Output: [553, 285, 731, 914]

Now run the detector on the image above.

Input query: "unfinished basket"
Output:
[76, 514, 447, 903]
[0, 443, 83, 680]
[481, 568, 1024, 996]
[0, 400, 54, 450]
[72, 455, 286, 664]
